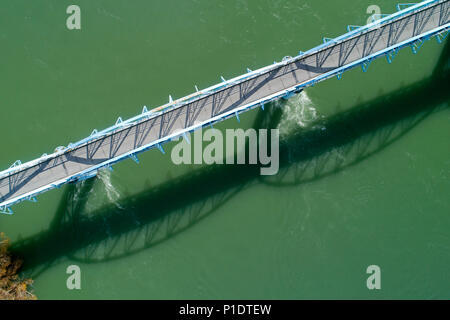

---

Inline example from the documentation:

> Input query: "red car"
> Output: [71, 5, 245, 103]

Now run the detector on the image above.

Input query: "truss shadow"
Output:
[10, 39, 450, 278]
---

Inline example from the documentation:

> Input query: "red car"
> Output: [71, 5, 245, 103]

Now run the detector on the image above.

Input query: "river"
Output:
[0, 0, 449, 299]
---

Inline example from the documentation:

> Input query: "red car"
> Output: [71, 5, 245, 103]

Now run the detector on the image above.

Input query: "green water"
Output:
[1, 0, 449, 299]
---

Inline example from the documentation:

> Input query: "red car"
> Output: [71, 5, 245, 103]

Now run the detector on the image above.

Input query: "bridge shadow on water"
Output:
[11, 40, 450, 279]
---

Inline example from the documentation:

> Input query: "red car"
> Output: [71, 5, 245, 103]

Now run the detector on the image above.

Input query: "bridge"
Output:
[1, 0, 449, 214]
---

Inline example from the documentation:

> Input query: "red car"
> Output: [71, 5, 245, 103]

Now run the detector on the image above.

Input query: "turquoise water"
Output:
[0, 0, 449, 299]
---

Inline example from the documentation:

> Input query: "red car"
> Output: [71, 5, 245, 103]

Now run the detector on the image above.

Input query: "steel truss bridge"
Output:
[1, 0, 449, 214]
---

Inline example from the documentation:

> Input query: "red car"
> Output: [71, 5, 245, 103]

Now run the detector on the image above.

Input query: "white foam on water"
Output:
[97, 169, 124, 210]
[277, 91, 320, 137]
[72, 180, 86, 204]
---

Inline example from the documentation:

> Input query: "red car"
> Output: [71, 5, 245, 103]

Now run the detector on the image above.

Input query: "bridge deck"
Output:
[1, 0, 449, 211]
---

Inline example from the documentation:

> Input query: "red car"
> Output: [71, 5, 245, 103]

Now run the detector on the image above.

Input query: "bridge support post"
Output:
[386, 49, 398, 64]
[235, 111, 240, 123]
[26, 196, 37, 203]
[410, 39, 424, 54]
[130, 154, 140, 164]
[347, 25, 362, 32]
[361, 59, 372, 72]
[0, 206, 13, 215]
[336, 72, 343, 80]
[157, 144, 165, 154]
[9, 160, 22, 169]
[260, 102, 264, 111]
[183, 132, 190, 144]
[436, 30, 449, 44]
[396, 3, 416, 11]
